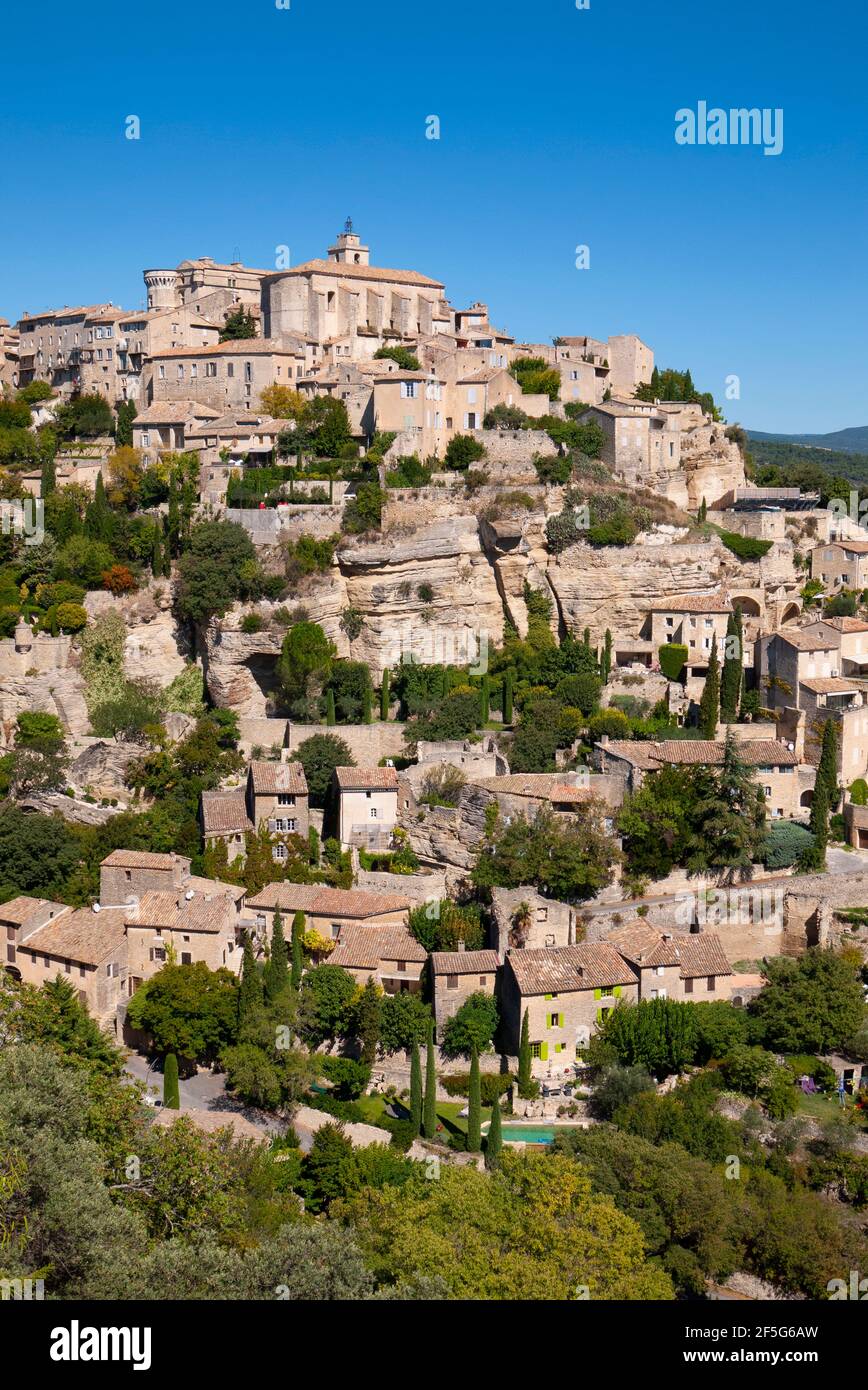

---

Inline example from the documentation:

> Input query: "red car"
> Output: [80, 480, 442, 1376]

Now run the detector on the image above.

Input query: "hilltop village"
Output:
[2, 224, 868, 1303]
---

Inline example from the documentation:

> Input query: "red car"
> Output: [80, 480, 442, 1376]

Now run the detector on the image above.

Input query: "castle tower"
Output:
[143, 268, 179, 311]
[327, 218, 370, 267]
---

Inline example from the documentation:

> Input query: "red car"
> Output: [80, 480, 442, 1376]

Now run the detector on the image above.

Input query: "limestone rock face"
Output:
[336, 517, 505, 678]
[84, 582, 191, 689]
[399, 784, 491, 871]
[69, 739, 141, 801]
[0, 672, 90, 741]
[19, 792, 121, 826]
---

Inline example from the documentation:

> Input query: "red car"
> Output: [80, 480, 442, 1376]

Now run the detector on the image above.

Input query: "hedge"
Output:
[658, 643, 688, 681]
[759, 820, 814, 869]
[441, 1072, 513, 1104]
[719, 530, 773, 561]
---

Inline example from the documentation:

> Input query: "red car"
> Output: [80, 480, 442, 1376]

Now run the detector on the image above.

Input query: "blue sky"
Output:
[1, 0, 865, 432]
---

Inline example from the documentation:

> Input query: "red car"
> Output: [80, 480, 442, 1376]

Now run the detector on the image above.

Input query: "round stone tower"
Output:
[143, 268, 179, 311]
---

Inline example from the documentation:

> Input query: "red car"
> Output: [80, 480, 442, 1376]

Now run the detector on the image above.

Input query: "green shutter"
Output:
[596, 1008, 603, 1025]
[614, 985, 622, 998]
[540, 1042, 549, 1061]
[594, 987, 601, 1000]
[544, 993, 553, 1001]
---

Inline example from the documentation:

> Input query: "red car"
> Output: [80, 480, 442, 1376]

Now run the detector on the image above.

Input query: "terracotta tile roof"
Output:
[151, 339, 295, 359]
[201, 789, 253, 835]
[133, 401, 221, 424]
[334, 766, 398, 791]
[246, 883, 410, 918]
[777, 630, 837, 652]
[507, 943, 636, 995]
[0, 895, 66, 926]
[606, 924, 683, 968]
[268, 259, 444, 289]
[598, 741, 663, 771]
[19, 303, 116, 324]
[185, 876, 246, 903]
[20, 907, 127, 965]
[653, 739, 799, 768]
[129, 890, 233, 934]
[548, 783, 593, 803]
[431, 950, 500, 975]
[473, 773, 587, 799]
[677, 933, 733, 979]
[819, 617, 868, 633]
[248, 760, 308, 795]
[101, 850, 185, 870]
[329, 926, 426, 969]
[833, 540, 868, 555]
[799, 677, 862, 694]
[647, 593, 732, 613]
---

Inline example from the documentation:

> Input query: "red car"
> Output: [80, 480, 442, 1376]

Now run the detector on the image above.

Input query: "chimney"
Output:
[457, 940, 465, 952]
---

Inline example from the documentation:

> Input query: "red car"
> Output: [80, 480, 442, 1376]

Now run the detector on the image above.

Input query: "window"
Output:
[446, 974, 459, 989]
[158, 365, 165, 379]
[206, 362, 217, 377]
[479, 975, 487, 986]
[227, 363, 234, 377]
[530, 1042, 542, 1059]
[125, 870, 132, 883]
[273, 843, 287, 861]
[396, 960, 407, 973]
[707, 976, 716, 992]
[600, 986, 614, 997]
[181, 952, 192, 965]
[401, 381, 418, 398]
[277, 793, 295, 805]
[191, 363, 197, 378]
[370, 807, 378, 819]
[684, 976, 694, 995]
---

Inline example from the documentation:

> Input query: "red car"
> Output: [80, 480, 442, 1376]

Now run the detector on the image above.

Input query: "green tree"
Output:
[485, 1089, 503, 1168]
[291, 911, 305, 989]
[518, 1008, 533, 1093]
[41, 453, 56, 498]
[84, 472, 114, 545]
[264, 911, 289, 1001]
[719, 609, 743, 723]
[298, 964, 357, 1045]
[502, 669, 514, 724]
[473, 804, 619, 902]
[219, 306, 257, 341]
[163, 1053, 180, 1109]
[748, 950, 866, 1054]
[479, 673, 490, 725]
[355, 978, 382, 1067]
[237, 935, 263, 1027]
[467, 1043, 482, 1152]
[380, 667, 391, 721]
[380, 991, 431, 1054]
[685, 730, 766, 881]
[444, 434, 486, 471]
[697, 639, 720, 739]
[126, 962, 239, 1064]
[423, 1019, 437, 1139]
[598, 998, 699, 1079]
[295, 732, 354, 806]
[816, 720, 839, 810]
[410, 1040, 423, 1135]
[805, 775, 830, 870]
[601, 629, 613, 684]
[277, 622, 336, 717]
[176, 520, 258, 625]
[441, 992, 499, 1059]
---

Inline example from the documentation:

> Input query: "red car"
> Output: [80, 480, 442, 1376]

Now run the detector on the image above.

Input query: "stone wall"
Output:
[286, 720, 408, 764]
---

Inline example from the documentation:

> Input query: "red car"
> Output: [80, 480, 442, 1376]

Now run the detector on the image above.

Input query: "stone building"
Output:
[15, 907, 129, 1025]
[131, 400, 221, 463]
[431, 948, 500, 1038]
[606, 923, 735, 1002]
[242, 883, 410, 945]
[16, 302, 118, 397]
[99, 849, 192, 907]
[335, 765, 398, 848]
[262, 224, 451, 348]
[0, 317, 19, 391]
[502, 943, 639, 1075]
[595, 736, 802, 818]
[810, 539, 868, 593]
[329, 925, 427, 993]
[1, 895, 70, 980]
[145, 339, 303, 412]
[124, 888, 241, 995]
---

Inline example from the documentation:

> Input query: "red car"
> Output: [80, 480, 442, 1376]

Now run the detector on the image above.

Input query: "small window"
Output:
[396, 960, 407, 973]
[684, 976, 694, 995]
[181, 952, 192, 965]
[446, 973, 459, 989]
[707, 976, 716, 992]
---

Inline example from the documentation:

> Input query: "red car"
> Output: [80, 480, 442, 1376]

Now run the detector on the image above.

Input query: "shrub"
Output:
[441, 1072, 513, 1104]
[444, 434, 486, 471]
[101, 564, 137, 595]
[760, 821, 815, 869]
[240, 612, 264, 634]
[55, 602, 88, 633]
[533, 453, 572, 485]
[719, 530, 773, 561]
[658, 643, 688, 681]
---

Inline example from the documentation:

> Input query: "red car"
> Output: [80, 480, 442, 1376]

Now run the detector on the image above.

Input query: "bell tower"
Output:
[327, 217, 370, 266]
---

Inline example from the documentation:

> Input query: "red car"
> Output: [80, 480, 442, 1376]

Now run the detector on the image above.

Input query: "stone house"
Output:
[334, 765, 398, 848]
[115, 305, 221, 401]
[124, 888, 241, 995]
[759, 624, 868, 784]
[16, 302, 117, 396]
[810, 539, 868, 592]
[145, 339, 303, 413]
[1, 895, 70, 980]
[328, 925, 427, 993]
[242, 883, 410, 945]
[100, 849, 192, 907]
[431, 949, 500, 1038]
[15, 907, 129, 1025]
[489, 885, 579, 954]
[606, 923, 735, 1002]
[246, 760, 310, 861]
[132, 400, 221, 464]
[200, 788, 253, 864]
[595, 736, 801, 818]
[644, 592, 734, 675]
[503, 943, 639, 1075]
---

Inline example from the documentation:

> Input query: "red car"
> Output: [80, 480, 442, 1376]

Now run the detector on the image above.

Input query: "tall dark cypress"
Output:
[410, 1040, 423, 1135]
[238, 934, 263, 1027]
[485, 1089, 503, 1169]
[817, 719, 839, 810]
[163, 1053, 180, 1109]
[698, 640, 720, 739]
[518, 1008, 532, 1093]
[423, 1019, 437, 1139]
[467, 1042, 482, 1153]
[290, 911, 305, 989]
[265, 910, 289, 1000]
[719, 608, 743, 723]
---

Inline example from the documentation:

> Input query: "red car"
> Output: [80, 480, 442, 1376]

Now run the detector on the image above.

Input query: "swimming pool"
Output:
[500, 1126, 558, 1144]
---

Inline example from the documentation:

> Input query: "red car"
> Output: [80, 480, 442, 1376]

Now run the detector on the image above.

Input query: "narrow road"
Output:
[123, 1052, 284, 1135]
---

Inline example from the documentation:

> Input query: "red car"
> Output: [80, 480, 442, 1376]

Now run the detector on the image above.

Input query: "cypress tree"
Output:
[308, 825, 320, 865]
[325, 688, 336, 726]
[152, 525, 163, 579]
[238, 934, 263, 1026]
[583, 626, 591, 652]
[698, 640, 720, 739]
[808, 775, 829, 868]
[85, 472, 113, 544]
[423, 1019, 437, 1139]
[409, 1040, 423, 1135]
[380, 668, 391, 721]
[720, 608, 743, 723]
[698, 497, 707, 523]
[163, 1053, 180, 1109]
[479, 673, 490, 726]
[485, 1090, 503, 1169]
[265, 910, 289, 1000]
[357, 978, 382, 1067]
[518, 1008, 532, 1093]
[601, 629, 613, 684]
[503, 670, 514, 725]
[290, 911, 305, 989]
[817, 719, 839, 810]
[362, 683, 372, 724]
[467, 1042, 482, 1152]
[167, 475, 180, 556]
[40, 453, 56, 498]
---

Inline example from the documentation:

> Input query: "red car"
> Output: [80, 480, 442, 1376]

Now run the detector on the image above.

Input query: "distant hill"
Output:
[748, 425, 868, 452]
[745, 436, 868, 489]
